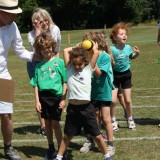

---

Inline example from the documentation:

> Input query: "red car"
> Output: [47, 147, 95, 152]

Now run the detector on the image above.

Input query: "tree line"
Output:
[17, 0, 160, 32]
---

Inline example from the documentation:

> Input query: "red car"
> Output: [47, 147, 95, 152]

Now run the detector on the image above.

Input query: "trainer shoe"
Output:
[37, 127, 46, 137]
[105, 157, 112, 160]
[128, 120, 136, 130]
[79, 139, 95, 153]
[107, 145, 115, 156]
[44, 148, 56, 160]
[112, 121, 119, 131]
[4, 146, 21, 160]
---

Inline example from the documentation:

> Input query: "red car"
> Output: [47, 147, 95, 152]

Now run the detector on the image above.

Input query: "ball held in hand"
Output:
[81, 40, 94, 51]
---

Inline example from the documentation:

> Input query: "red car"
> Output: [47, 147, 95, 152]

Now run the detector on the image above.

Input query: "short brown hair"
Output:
[70, 47, 89, 65]
[33, 31, 56, 56]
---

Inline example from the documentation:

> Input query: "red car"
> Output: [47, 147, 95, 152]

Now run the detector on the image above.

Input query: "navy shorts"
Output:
[39, 91, 62, 121]
[113, 69, 132, 89]
[27, 61, 39, 79]
[64, 103, 101, 136]
[91, 100, 112, 111]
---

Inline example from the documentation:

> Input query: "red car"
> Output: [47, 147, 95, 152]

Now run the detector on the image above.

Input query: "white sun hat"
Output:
[0, 0, 22, 14]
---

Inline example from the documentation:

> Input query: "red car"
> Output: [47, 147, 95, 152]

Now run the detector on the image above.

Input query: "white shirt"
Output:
[28, 25, 61, 52]
[67, 64, 94, 101]
[0, 22, 34, 79]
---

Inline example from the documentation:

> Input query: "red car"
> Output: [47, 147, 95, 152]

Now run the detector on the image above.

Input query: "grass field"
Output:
[0, 25, 160, 160]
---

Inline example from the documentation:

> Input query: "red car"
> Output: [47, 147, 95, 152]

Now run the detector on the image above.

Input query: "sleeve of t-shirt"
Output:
[98, 54, 111, 73]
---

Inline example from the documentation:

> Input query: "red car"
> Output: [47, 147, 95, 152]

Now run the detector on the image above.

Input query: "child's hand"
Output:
[133, 46, 140, 56]
[59, 100, 66, 110]
[36, 101, 42, 113]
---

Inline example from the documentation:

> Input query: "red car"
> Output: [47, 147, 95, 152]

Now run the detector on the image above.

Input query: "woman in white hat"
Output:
[0, 1, 35, 160]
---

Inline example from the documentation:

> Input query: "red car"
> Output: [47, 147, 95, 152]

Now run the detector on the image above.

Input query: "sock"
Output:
[112, 117, 116, 122]
[128, 116, 133, 121]
[107, 141, 113, 147]
[56, 155, 63, 160]
[49, 143, 56, 152]
[4, 144, 11, 150]
[104, 153, 110, 158]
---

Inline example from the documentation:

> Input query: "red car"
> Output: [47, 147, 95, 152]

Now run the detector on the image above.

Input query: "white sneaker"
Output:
[79, 139, 95, 153]
[107, 145, 115, 156]
[128, 120, 136, 129]
[112, 121, 119, 131]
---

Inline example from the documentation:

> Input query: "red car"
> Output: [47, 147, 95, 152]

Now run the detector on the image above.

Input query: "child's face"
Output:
[40, 46, 53, 60]
[114, 29, 127, 44]
[33, 17, 49, 30]
[0, 11, 16, 26]
[72, 57, 86, 72]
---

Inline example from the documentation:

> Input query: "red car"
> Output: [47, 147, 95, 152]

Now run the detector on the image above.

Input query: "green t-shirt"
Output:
[91, 51, 114, 101]
[30, 58, 67, 96]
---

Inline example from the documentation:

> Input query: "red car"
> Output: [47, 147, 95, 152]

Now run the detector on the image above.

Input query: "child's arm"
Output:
[131, 46, 140, 59]
[89, 42, 100, 69]
[34, 87, 42, 113]
[63, 47, 73, 67]
[59, 82, 67, 110]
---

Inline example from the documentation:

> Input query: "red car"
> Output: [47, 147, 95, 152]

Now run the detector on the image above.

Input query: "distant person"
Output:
[157, 21, 160, 127]
[54, 41, 112, 160]
[30, 32, 67, 160]
[0, 0, 35, 160]
[110, 22, 140, 131]
[157, 21, 160, 46]
[27, 7, 61, 136]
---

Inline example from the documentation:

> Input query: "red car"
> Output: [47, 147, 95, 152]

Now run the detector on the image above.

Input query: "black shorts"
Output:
[64, 103, 101, 137]
[39, 91, 62, 121]
[113, 69, 132, 89]
[117, 86, 123, 95]
[91, 100, 112, 112]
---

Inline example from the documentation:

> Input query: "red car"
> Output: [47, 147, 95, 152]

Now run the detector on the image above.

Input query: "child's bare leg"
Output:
[93, 134, 112, 160]
[101, 107, 114, 143]
[123, 88, 132, 117]
[45, 120, 53, 144]
[37, 112, 45, 128]
[57, 135, 73, 156]
[51, 120, 63, 147]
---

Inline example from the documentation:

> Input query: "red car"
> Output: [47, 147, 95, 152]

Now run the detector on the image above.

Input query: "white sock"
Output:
[112, 117, 116, 122]
[56, 155, 63, 160]
[104, 153, 110, 158]
[128, 116, 133, 121]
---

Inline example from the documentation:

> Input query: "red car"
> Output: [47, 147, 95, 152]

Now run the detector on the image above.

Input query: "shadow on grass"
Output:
[13, 125, 40, 135]
[0, 145, 75, 159]
[117, 118, 160, 126]
[134, 118, 160, 125]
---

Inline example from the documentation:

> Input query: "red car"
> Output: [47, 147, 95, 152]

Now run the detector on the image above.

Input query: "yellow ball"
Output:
[81, 40, 93, 51]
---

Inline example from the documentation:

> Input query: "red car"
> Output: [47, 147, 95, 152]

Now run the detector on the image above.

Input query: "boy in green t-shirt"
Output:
[30, 32, 67, 160]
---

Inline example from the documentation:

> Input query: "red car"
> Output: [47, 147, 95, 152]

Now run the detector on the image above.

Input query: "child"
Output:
[30, 32, 67, 160]
[54, 40, 112, 160]
[79, 31, 115, 156]
[27, 7, 61, 136]
[110, 22, 140, 130]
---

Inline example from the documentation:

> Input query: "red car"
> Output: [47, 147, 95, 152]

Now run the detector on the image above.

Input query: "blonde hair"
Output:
[32, 7, 55, 31]
[83, 31, 109, 53]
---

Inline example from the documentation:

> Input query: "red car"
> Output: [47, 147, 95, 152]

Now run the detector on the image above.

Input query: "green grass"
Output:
[0, 25, 160, 160]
